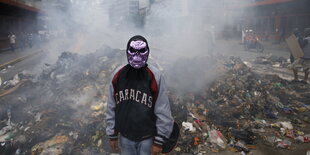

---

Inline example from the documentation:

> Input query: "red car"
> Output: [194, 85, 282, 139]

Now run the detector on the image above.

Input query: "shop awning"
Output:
[0, 0, 40, 13]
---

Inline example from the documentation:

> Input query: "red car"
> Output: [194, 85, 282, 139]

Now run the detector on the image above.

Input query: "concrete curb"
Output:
[0, 50, 43, 70]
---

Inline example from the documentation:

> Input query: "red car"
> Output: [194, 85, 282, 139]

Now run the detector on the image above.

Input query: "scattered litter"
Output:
[0, 50, 309, 154]
[209, 129, 227, 149]
[1, 68, 7, 73]
[276, 139, 292, 149]
[31, 135, 70, 155]
[34, 112, 42, 122]
[280, 122, 293, 130]
[182, 122, 196, 132]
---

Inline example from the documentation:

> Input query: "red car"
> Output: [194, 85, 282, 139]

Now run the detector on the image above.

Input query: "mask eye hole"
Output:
[138, 48, 148, 54]
[129, 47, 148, 54]
[128, 47, 137, 54]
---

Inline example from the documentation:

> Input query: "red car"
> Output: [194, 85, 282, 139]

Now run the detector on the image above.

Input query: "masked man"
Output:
[106, 35, 174, 155]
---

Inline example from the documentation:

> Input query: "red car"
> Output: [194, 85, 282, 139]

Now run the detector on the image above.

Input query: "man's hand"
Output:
[151, 144, 162, 155]
[109, 139, 119, 152]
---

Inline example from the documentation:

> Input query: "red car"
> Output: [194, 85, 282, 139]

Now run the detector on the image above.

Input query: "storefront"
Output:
[0, 0, 40, 50]
[240, 0, 310, 41]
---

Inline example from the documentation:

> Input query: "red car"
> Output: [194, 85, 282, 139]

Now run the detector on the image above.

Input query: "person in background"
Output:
[8, 32, 16, 52]
[290, 28, 303, 63]
[20, 32, 27, 50]
[27, 33, 33, 48]
[264, 30, 269, 41]
[280, 27, 286, 43]
[209, 25, 216, 54]
[292, 28, 310, 84]
[242, 28, 246, 44]
[205, 26, 216, 55]
[105, 35, 174, 155]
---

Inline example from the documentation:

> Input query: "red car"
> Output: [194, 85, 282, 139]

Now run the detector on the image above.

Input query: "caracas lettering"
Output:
[115, 89, 153, 108]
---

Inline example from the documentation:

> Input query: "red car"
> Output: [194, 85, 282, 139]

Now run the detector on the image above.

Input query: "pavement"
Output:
[0, 39, 291, 69]
[216, 39, 308, 83]
[0, 46, 43, 68]
[0, 39, 292, 78]
[0, 45, 45, 82]
[216, 39, 291, 61]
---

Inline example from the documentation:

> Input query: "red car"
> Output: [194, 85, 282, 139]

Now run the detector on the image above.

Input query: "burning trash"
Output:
[0, 47, 309, 154]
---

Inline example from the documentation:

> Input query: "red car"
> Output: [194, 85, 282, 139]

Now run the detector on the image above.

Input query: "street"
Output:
[1, 0, 310, 154]
[0, 38, 309, 155]
[0, 48, 45, 83]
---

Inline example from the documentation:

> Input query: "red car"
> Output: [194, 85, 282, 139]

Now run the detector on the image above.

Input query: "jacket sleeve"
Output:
[153, 73, 174, 146]
[105, 80, 118, 140]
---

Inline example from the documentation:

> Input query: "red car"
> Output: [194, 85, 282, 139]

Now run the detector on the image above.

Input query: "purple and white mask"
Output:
[127, 40, 149, 69]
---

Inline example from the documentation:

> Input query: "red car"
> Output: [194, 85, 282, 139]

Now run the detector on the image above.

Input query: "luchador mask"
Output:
[127, 40, 149, 69]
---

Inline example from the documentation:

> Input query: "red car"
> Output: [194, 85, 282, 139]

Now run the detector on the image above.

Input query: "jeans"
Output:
[10, 44, 15, 51]
[120, 135, 152, 155]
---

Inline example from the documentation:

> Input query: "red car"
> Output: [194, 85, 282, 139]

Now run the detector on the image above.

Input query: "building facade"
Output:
[239, 0, 310, 41]
[0, 0, 41, 50]
[109, 0, 152, 28]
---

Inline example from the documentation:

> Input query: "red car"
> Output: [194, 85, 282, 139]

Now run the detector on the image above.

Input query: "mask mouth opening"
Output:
[130, 57, 145, 64]
[132, 61, 144, 65]
[128, 55, 148, 69]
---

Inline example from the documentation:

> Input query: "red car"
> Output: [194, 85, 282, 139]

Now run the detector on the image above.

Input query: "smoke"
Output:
[38, 0, 249, 93]
[0, 1, 253, 153]
[143, 0, 249, 93]
[41, 0, 111, 52]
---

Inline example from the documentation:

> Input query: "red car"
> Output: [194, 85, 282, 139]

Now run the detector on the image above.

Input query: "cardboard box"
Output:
[286, 35, 304, 59]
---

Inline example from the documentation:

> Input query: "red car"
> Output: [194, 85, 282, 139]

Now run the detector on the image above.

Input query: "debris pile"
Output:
[0, 48, 309, 154]
[254, 55, 290, 68]
[0, 47, 125, 155]
[171, 56, 310, 154]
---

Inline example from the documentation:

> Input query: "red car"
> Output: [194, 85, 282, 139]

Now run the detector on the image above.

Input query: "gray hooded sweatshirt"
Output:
[105, 64, 173, 146]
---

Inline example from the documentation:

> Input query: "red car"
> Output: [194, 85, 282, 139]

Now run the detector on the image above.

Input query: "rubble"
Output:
[31, 135, 71, 155]
[0, 47, 309, 154]
[254, 55, 290, 68]
[0, 47, 124, 154]
[168, 56, 310, 154]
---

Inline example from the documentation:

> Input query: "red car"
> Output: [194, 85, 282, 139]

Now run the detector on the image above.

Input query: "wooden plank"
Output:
[0, 80, 26, 97]
[286, 34, 304, 59]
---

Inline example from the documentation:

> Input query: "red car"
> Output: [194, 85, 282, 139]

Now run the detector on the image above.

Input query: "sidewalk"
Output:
[0, 45, 43, 67]
[263, 40, 290, 51]
[215, 39, 291, 61]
